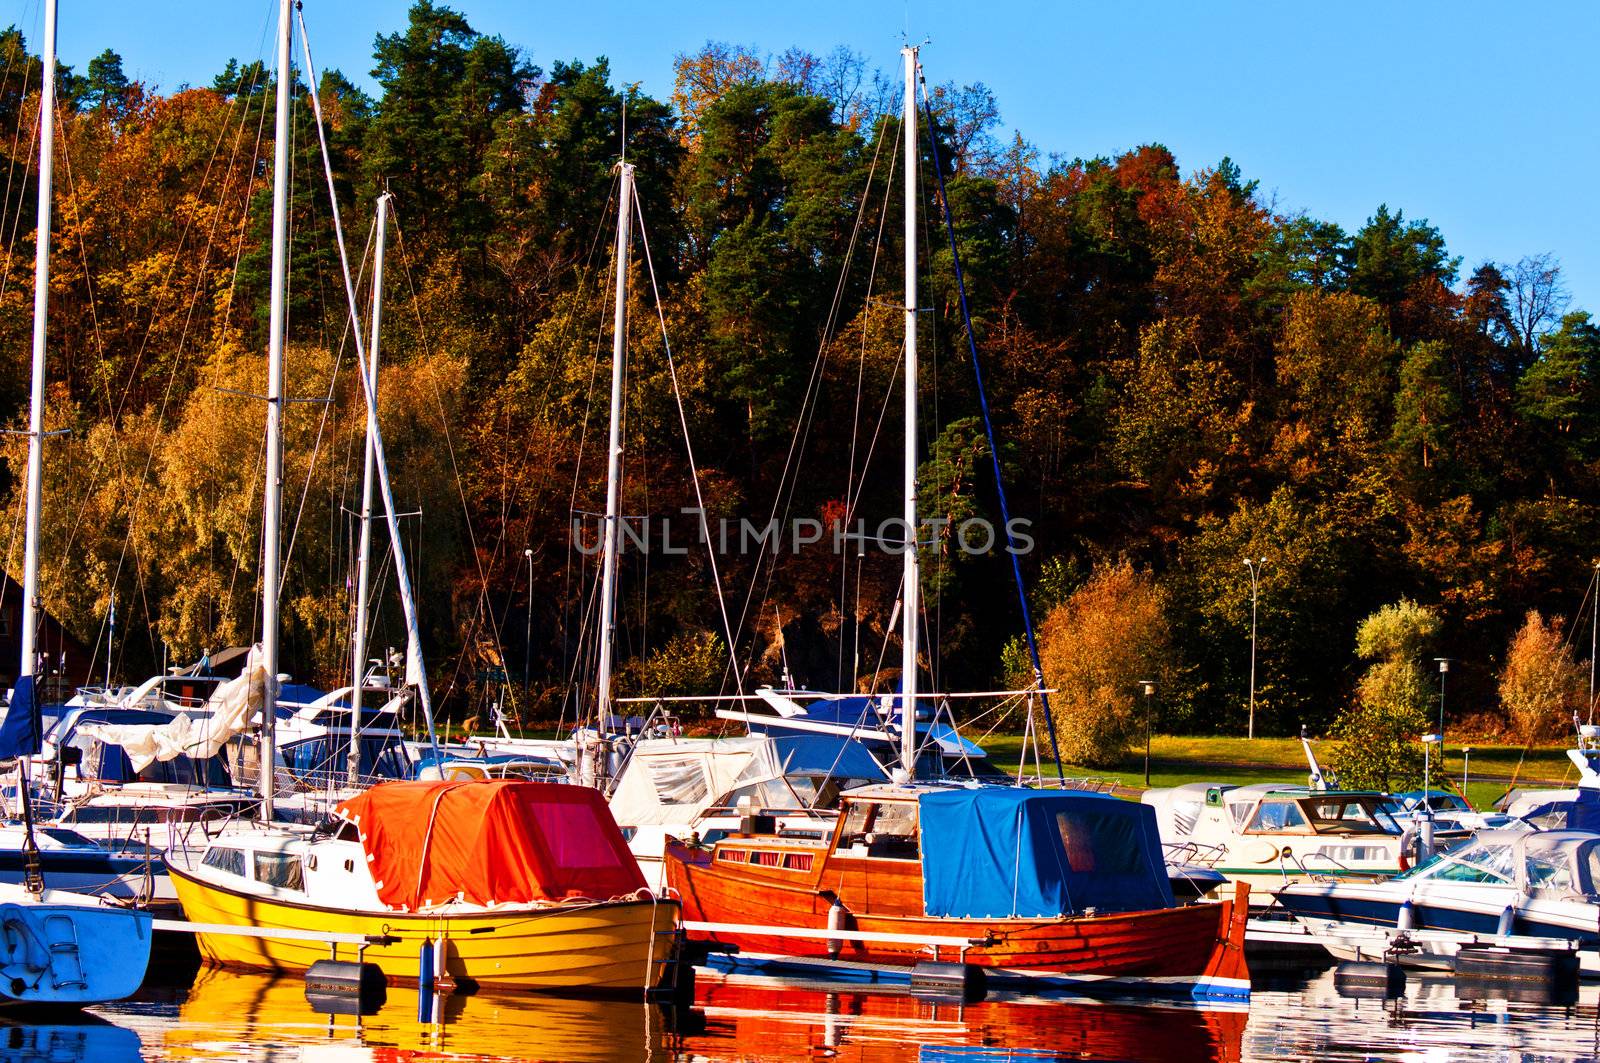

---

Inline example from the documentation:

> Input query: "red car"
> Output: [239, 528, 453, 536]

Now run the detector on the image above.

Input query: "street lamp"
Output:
[1420, 732, 1442, 860]
[1433, 657, 1450, 745]
[1139, 680, 1156, 786]
[1243, 557, 1266, 739]
[523, 548, 535, 704]
[1591, 561, 1599, 721]
[1461, 746, 1473, 797]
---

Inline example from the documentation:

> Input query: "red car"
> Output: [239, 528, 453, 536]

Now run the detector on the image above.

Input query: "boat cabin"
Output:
[708, 783, 1177, 919]
[1142, 782, 1405, 888]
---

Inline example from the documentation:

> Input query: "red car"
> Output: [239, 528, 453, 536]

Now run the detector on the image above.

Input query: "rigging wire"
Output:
[631, 190, 744, 698]
[918, 67, 1063, 780]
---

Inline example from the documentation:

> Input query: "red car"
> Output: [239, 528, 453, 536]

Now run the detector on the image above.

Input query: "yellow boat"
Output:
[166, 780, 681, 994]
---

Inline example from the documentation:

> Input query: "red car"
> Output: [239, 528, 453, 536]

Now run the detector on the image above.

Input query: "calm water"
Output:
[8, 962, 1600, 1062]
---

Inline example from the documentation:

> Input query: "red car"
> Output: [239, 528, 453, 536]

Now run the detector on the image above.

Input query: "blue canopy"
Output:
[0, 675, 40, 759]
[919, 788, 1174, 919]
[765, 734, 887, 781]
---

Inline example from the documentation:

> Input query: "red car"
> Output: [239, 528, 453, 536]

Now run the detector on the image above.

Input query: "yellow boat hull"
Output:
[168, 864, 679, 993]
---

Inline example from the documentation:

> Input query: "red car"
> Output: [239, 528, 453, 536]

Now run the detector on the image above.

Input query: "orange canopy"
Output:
[336, 780, 646, 911]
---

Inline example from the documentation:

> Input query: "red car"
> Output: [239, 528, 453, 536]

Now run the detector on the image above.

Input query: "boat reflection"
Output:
[687, 975, 1247, 1063]
[0, 1016, 141, 1063]
[159, 967, 668, 1061]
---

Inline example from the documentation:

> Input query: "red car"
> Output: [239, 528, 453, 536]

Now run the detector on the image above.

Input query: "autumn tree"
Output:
[1037, 561, 1172, 767]
[1499, 611, 1585, 741]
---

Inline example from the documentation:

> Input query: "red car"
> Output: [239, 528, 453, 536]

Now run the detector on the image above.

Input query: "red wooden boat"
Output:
[665, 783, 1250, 1002]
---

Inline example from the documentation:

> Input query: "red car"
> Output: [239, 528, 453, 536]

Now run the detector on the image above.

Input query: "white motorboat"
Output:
[1275, 829, 1600, 974]
[1143, 782, 1408, 893]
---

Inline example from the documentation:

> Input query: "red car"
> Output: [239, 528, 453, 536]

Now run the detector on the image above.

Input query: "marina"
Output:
[0, 0, 1593, 1058]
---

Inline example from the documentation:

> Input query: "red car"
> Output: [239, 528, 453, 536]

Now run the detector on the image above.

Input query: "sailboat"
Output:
[165, 1, 680, 995]
[662, 46, 1250, 1003]
[0, 0, 152, 1005]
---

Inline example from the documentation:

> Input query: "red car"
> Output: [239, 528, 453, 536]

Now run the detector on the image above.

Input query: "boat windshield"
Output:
[1401, 840, 1516, 884]
[1303, 797, 1402, 835]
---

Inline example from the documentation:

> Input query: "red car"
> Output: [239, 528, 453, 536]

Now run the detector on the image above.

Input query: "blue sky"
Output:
[20, 0, 1600, 313]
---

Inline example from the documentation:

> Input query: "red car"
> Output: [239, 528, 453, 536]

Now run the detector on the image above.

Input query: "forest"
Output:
[0, 2, 1595, 758]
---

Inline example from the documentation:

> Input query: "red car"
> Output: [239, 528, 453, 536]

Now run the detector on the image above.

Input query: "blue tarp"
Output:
[919, 788, 1174, 919]
[0, 675, 40, 759]
[767, 734, 887, 782]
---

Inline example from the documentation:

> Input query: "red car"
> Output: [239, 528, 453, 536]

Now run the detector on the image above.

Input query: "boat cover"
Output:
[919, 788, 1174, 919]
[337, 780, 645, 911]
[75, 646, 266, 771]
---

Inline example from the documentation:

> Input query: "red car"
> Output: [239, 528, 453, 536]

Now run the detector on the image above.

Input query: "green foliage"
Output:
[615, 631, 725, 711]
[1324, 599, 1439, 791]
[1324, 702, 1425, 792]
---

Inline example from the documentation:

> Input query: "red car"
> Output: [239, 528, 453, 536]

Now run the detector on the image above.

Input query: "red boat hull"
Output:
[664, 838, 1250, 1001]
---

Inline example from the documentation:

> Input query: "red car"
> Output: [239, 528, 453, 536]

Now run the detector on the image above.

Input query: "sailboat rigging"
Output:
[661, 45, 1252, 1002]
[0, 0, 153, 1007]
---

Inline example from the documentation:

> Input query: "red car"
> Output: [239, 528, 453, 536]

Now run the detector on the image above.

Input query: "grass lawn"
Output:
[981, 733, 1579, 810]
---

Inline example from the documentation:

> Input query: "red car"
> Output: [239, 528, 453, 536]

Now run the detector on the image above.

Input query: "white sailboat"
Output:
[0, 0, 152, 1005]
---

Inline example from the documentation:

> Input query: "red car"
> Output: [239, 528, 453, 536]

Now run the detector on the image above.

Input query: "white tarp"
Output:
[77, 646, 268, 773]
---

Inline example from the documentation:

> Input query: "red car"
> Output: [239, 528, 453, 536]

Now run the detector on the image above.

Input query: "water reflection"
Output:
[1245, 966, 1600, 1061]
[52, 962, 1600, 1061]
[0, 1016, 140, 1063]
[688, 975, 1246, 1062]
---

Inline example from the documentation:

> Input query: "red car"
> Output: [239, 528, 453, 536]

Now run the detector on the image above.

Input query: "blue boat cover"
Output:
[0, 675, 40, 759]
[918, 788, 1174, 919]
[766, 734, 888, 781]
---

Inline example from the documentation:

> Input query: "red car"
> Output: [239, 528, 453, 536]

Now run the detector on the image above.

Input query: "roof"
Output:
[336, 780, 645, 911]
[918, 787, 1173, 919]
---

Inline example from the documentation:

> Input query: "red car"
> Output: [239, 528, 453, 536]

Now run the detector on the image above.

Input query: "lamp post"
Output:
[1433, 657, 1450, 749]
[1591, 561, 1599, 721]
[523, 548, 534, 703]
[1462, 746, 1472, 798]
[1420, 732, 1442, 860]
[1243, 557, 1266, 739]
[1139, 680, 1156, 786]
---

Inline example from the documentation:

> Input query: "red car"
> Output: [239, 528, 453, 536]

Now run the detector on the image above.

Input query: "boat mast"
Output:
[259, 0, 292, 820]
[595, 163, 634, 733]
[898, 46, 920, 778]
[347, 192, 390, 787]
[11, 0, 58, 893]
[19, 0, 56, 722]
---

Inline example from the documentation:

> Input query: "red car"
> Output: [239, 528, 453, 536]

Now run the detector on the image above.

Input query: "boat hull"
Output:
[665, 841, 1250, 1002]
[1276, 882, 1600, 974]
[168, 863, 679, 993]
[0, 890, 152, 1005]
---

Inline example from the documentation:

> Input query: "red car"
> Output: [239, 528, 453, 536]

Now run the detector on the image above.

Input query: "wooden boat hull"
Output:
[169, 863, 679, 993]
[665, 840, 1249, 1002]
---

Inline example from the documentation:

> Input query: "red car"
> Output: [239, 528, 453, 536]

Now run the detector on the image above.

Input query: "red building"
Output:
[0, 575, 94, 700]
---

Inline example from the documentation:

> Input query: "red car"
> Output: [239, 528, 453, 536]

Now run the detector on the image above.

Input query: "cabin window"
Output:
[254, 850, 305, 892]
[1171, 801, 1201, 836]
[1430, 844, 1514, 884]
[202, 847, 246, 877]
[839, 802, 873, 846]
[717, 848, 746, 863]
[646, 758, 709, 806]
[1246, 800, 1308, 833]
[864, 802, 919, 860]
[783, 852, 814, 871]
[1526, 852, 1575, 892]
